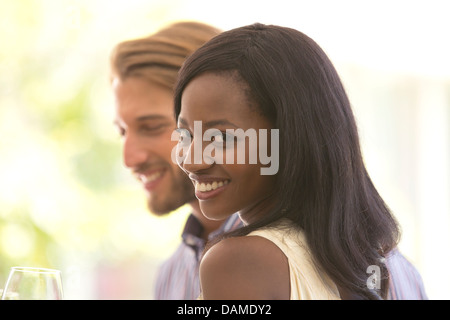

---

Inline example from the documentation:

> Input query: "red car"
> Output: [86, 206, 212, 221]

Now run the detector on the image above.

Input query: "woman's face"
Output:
[176, 72, 277, 224]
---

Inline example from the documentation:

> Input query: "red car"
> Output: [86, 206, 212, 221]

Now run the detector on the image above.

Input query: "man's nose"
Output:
[123, 134, 148, 169]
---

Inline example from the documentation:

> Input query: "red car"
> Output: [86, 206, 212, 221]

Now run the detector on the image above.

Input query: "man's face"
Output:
[113, 77, 195, 215]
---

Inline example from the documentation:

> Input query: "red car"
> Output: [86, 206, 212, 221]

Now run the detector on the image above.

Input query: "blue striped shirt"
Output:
[386, 248, 428, 299]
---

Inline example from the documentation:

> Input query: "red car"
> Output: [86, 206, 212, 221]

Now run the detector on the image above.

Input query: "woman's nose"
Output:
[178, 135, 215, 173]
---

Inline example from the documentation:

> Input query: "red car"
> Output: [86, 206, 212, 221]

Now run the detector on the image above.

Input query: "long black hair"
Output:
[174, 23, 400, 300]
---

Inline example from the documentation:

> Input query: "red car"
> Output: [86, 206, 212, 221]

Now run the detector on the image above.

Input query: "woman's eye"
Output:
[211, 133, 224, 143]
[212, 132, 235, 146]
[176, 128, 192, 146]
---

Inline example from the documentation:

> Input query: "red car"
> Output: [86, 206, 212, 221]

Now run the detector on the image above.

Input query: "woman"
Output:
[174, 23, 400, 300]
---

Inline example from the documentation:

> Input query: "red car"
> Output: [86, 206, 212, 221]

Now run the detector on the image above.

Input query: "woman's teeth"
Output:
[195, 180, 229, 192]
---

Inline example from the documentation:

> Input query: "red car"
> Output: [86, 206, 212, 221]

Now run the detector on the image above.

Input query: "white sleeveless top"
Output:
[248, 222, 341, 300]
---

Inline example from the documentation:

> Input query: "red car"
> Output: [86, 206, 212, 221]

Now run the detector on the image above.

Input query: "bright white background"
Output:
[0, 0, 448, 299]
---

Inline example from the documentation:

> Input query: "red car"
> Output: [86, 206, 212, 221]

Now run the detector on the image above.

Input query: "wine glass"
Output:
[1, 267, 63, 300]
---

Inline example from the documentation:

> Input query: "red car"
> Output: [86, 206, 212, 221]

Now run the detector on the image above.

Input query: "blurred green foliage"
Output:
[0, 1, 186, 296]
[0, 0, 120, 285]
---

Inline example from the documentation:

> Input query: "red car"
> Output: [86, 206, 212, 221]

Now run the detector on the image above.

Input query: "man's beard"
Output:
[146, 170, 196, 215]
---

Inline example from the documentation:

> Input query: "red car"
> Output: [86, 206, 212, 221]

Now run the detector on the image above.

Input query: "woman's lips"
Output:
[189, 176, 230, 200]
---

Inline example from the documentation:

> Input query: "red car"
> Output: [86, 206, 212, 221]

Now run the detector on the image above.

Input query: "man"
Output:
[110, 21, 427, 300]
[110, 21, 242, 299]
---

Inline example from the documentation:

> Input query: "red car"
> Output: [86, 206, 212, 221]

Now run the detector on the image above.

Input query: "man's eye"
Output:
[117, 127, 126, 138]
[140, 124, 167, 134]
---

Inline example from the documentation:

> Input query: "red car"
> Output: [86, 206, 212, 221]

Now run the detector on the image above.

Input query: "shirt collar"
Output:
[181, 213, 244, 260]
[181, 214, 206, 260]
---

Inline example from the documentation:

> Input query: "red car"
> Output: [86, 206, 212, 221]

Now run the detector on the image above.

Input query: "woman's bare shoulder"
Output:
[199, 235, 289, 299]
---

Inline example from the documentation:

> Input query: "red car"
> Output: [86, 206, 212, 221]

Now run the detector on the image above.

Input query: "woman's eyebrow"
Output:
[204, 119, 239, 128]
[177, 117, 238, 128]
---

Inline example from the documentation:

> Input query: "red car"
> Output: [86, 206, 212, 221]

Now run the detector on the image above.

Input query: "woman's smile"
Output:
[188, 173, 230, 200]
[193, 180, 230, 200]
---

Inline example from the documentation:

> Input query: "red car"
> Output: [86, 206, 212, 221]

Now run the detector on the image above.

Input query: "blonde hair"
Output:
[110, 21, 221, 90]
